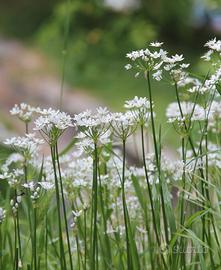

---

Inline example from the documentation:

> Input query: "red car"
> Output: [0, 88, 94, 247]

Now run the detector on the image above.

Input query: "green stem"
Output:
[45, 215, 48, 270]
[0, 225, 2, 269]
[146, 71, 169, 245]
[90, 142, 98, 270]
[84, 210, 87, 270]
[180, 137, 186, 270]
[98, 163, 112, 267]
[55, 143, 74, 270]
[141, 125, 167, 269]
[33, 207, 37, 270]
[14, 217, 17, 270]
[15, 192, 22, 265]
[23, 154, 34, 268]
[122, 139, 132, 269]
[50, 145, 66, 270]
[174, 82, 207, 242]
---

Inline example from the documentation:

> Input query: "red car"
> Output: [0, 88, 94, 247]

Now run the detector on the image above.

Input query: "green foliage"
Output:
[0, 0, 59, 37]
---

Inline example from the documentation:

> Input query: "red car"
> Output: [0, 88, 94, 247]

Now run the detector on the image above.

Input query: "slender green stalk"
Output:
[50, 145, 66, 270]
[55, 143, 74, 270]
[0, 225, 2, 269]
[146, 71, 169, 245]
[122, 139, 131, 269]
[45, 215, 48, 270]
[204, 122, 215, 268]
[13, 217, 17, 270]
[180, 138, 186, 226]
[98, 163, 112, 267]
[15, 193, 22, 266]
[84, 209, 87, 270]
[33, 207, 37, 270]
[23, 144, 34, 268]
[141, 125, 167, 269]
[174, 82, 207, 242]
[90, 142, 98, 270]
[180, 137, 186, 270]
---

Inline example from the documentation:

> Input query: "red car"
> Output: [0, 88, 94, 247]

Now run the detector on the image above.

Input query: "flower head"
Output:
[166, 102, 205, 124]
[125, 41, 167, 80]
[4, 133, 44, 158]
[10, 103, 38, 123]
[74, 107, 111, 143]
[124, 96, 151, 126]
[34, 108, 73, 144]
[111, 111, 137, 140]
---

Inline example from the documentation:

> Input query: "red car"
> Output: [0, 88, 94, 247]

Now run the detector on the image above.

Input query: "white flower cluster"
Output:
[166, 102, 205, 123]
[4, 133, 44, 158]
[34, 108, 73, 144]
[124, 96, 151, 126]
[111, 111, 138, 140]
[208, 100, 221, 132]
[187, 67, 221, 94]
[125, 42, 167, 80]
[10, 103, 39, 123]
[202, 38, 221, 62]
[74, 107, 111, 146]
[34, 108, 73, 131]
[125, 41, 190, 84]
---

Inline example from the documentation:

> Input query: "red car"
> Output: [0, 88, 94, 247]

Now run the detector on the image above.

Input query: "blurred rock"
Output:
[0, 38, 101, 132]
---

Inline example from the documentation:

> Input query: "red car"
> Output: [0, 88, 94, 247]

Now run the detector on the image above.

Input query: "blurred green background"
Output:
[0, 0, 221, 148]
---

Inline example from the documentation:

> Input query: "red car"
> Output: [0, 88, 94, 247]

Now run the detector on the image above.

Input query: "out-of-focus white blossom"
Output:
[166, 102, 205, 123]
[0, 208, 6, 224]
[10, 103, 38, 123]
[4, 133, 44, 158]
[111, 111, 137, 140]
[124, 96, 151, 126]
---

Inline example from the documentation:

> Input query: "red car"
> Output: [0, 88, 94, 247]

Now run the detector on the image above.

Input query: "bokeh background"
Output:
[0, 0, 221, 151]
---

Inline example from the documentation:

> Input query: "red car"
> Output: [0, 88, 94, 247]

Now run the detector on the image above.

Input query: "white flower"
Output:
[205, 38, 221, 52]
[67, 157, 93, 188]
[207, 100, 221, 132]
[124, 96, 151, 126]
[125, 64, 132, 70]
[23, 181, 36, 191]
[74, 108, 111, 143]
[72, 209, 83, 217]
[207, 143, 221, 168]
[111, 111, 137, 140]
[39, 182, 54, 190]
[164, 54, 184, 65]
[125, 42, 168, 80]
[10, 103, 38, 122]
[201, 38, 221, 64]
[0, 208, 6, 224]
[124, 96, 150, 110]
[152, 70, 162, 81]
[4, 133, 44, 158]
[180, 63, 190, 69]
[150, 41, 163, 47]
[201, 50, 213, 61]
[166, 102, 205, 123]
[35, 109, 73, 131]
[74, 108, 111, 128]
[34, 109, 73, 143]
